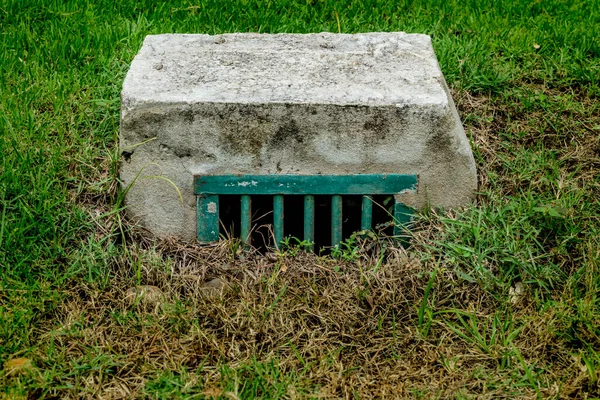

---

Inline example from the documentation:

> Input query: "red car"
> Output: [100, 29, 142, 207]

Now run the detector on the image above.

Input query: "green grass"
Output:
[1, 0, 600, 398]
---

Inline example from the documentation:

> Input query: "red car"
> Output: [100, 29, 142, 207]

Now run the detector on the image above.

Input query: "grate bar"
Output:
[393, 199, 412, 236]
[361, 195, 373, 231]
[331, 195, 343, 246]
[241, 195, 252, 245]
[197, 195, 220, 242]
[273, 195, 284, 248]
[303, 195, 315, 251]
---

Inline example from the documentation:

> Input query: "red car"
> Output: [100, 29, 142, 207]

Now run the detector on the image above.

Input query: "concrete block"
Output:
[120, 33, 477, 240]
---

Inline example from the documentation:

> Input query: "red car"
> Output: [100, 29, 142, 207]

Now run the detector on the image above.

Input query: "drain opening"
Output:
[218, 195, 396, 252]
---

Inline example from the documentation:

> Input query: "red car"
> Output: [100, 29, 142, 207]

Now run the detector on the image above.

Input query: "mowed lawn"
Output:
[1, 0, 600, 398]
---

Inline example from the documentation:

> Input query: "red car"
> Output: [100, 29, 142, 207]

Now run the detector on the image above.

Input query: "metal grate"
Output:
[194, 174, 418, 249]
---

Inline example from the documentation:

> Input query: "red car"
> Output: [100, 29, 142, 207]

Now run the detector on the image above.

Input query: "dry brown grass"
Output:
[21, 85, 599, 399]
[26, 230, 593, 399]
[452, 86, 600, 199]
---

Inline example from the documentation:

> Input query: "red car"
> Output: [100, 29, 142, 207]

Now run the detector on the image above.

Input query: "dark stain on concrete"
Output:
[236, 104, 271, 123]
[363, 110, 390, 140]
[425, 111, 455, 162]
[271, 119, 303, 147]
[182, 109, 195, 123]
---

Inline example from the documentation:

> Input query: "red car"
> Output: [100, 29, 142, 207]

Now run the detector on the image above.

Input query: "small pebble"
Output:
[509, 282, 524, 304]
[266, 252, 279, 263]
[125, 285, 165, 306]
[200, 278, 228, 298]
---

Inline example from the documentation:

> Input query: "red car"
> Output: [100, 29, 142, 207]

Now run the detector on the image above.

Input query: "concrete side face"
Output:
[120, 33, 477, 240]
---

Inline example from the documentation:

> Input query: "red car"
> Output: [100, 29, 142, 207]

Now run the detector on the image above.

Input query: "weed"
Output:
[417, 267, 437, 338]
[330, 232, 362, 261]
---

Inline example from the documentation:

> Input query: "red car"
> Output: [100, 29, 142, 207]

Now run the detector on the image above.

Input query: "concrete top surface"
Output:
[122, 33, 448, 108]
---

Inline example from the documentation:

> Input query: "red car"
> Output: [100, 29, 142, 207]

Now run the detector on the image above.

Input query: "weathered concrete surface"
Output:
[121, 33, 477, 240]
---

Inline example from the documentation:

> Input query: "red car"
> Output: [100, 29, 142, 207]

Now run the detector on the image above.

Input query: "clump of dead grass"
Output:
[26, 228, 595, 398]
[29, 83, 598, 398]
[452, 86, 600, 199]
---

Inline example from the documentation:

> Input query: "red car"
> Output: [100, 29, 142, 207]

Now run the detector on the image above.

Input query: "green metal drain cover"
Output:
[194, 174, 417, 247]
